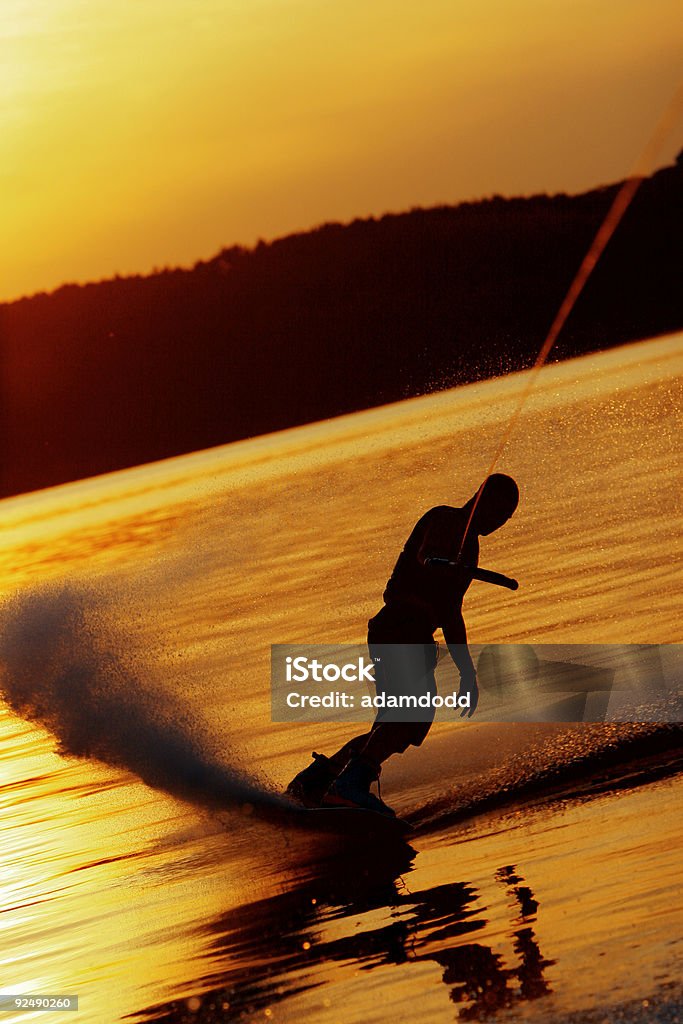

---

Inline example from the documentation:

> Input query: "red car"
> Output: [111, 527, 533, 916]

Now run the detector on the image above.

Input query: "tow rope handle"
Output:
[470, 566, 519, 591]
[425, 558, 519, 591]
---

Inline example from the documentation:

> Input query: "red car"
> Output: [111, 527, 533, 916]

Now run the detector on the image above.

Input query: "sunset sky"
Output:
[2, 0, 681, 303]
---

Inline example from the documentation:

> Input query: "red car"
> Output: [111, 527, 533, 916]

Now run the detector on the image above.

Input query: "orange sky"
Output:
[2, 0, 681, 303]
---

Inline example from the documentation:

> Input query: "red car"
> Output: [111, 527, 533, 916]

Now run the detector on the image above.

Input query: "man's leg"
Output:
[360, 720, 431, 764]
[288, 718, 427, 807]
[285, 730, 372, 806]
[326, 730, 373, 771]
[325, 642, 437, 814]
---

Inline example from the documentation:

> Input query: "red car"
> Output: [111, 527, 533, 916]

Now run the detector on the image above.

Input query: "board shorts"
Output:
[367, 604, 439, 750]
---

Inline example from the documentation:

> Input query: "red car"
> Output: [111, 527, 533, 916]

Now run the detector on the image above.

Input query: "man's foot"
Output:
[286, 752, 338, 807]
[323, 755, 395, 817]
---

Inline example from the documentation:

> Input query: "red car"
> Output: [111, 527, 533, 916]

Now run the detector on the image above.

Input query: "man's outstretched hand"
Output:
[458, 670, 479, 718]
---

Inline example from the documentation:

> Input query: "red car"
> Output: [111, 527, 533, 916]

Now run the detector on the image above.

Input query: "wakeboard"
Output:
[287, 803, 413, 839]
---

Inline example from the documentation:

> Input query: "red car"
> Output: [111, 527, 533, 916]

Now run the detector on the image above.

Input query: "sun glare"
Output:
[1, 0, 681, 301]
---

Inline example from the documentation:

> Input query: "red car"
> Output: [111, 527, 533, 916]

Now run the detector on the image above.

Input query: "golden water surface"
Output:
[0, 334, 681, 1023]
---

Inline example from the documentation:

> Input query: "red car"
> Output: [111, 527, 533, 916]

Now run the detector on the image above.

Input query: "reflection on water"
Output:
[141, 846, 555, 1024]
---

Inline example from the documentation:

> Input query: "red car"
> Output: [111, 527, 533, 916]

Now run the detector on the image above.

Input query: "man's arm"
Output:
[443, 610, 479, 718]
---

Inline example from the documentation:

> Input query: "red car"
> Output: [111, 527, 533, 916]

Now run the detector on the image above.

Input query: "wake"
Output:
[0, 584, 286, 818]
[409, 719, 683, 833]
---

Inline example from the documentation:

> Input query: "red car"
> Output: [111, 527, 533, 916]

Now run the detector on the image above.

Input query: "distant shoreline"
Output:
[1, 157, 681, 499]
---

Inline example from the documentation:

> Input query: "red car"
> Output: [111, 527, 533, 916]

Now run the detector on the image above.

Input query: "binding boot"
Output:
[323, 754, 395, 817]
[285, 752, 338, 807]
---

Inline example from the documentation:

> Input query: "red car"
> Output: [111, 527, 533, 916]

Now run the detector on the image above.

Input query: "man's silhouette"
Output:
[287, 473, 519, 815]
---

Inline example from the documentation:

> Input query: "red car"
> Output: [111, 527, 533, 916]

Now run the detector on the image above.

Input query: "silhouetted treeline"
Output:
[1, 157, 681, 497]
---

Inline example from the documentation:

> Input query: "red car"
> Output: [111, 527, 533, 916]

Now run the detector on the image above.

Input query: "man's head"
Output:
[468, 474, 519, 535]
